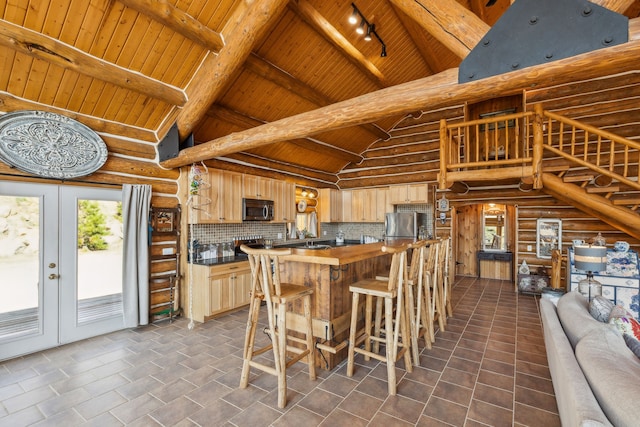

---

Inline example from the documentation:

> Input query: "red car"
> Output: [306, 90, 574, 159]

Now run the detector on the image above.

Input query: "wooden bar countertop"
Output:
[281, 239, 416, 266]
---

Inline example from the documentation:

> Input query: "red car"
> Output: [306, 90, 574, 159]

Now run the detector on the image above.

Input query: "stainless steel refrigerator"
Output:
[384, 212, 430, 239]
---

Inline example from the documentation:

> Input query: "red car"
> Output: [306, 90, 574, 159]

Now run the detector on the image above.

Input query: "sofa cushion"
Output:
[540, 298, 613, 426]
[576, 326, 640, 427]
[558, 291, 611, 349]
[623, 333, 640, 359]
[610, 315, 640, 341]
[589, 296, 615, 322]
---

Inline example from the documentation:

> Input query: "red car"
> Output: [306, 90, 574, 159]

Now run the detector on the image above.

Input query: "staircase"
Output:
[438, 103, 640, 240]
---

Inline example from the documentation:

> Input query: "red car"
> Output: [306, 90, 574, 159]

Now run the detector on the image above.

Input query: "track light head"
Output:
[380, 44, 387, 57]
[348, 6, 358, 25]
[364, 24, 373, 41]
[356, 19, 365, 35]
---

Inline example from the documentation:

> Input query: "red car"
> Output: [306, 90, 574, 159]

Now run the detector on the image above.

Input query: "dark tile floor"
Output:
[0, 276, 560, 426]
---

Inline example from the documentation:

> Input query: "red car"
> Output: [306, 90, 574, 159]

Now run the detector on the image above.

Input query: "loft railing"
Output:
[438, 103, 640, 192]
[541, 109, 640, 191]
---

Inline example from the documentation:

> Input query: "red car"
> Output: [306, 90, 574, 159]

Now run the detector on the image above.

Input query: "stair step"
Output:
[612, 198, 640, 206]
[586, 185, 620, 194]
[563, 174, 595, 183]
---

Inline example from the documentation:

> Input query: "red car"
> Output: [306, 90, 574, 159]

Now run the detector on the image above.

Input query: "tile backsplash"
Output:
[189, 203, 433, 246]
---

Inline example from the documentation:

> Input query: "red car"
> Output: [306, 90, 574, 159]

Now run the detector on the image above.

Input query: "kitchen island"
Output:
[278, 240, 412, 370]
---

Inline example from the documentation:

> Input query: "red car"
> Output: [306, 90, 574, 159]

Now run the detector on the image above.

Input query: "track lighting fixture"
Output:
[348, 3, 387, 57]
[364, 24, 372, 41]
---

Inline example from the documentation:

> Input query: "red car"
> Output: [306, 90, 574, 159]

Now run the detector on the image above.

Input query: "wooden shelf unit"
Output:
[149, 206, 181, 322]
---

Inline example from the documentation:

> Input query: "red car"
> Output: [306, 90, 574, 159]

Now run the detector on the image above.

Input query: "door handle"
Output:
[48, 273, 59, 280]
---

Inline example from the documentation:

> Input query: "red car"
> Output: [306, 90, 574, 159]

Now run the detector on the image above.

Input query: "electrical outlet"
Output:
[323, 230, 327, 236]
[162, 248, 174, 255]
[527, 245, 532, 252]
[277, 233, 282, 239]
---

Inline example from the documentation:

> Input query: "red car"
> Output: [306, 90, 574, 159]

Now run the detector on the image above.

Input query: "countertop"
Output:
[190, 239, 417, 267]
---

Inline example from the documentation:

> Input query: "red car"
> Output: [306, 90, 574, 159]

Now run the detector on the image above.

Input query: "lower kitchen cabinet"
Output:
[190, 262, 251, 322]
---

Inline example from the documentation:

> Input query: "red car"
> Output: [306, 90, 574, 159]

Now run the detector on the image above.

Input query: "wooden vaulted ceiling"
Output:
[1, 0, 640, 189]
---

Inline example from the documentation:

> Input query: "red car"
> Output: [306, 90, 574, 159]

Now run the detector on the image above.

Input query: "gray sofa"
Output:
[540, 291, 640, 427]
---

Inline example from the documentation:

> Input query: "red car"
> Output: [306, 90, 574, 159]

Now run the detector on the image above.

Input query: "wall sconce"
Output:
[439, 212, 447, 224]
[348, 3, 387, 57]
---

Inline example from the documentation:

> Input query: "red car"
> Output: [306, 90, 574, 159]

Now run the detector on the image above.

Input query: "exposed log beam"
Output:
[245, 54, 390, 140]
[208, 105, 363, 164]
[0, 18, 187, 106]
[0, 91, 158, 142]
[542, 173, 640, 240]
[389, 0, 490, 59]
[161, 38, 640, 169]
[289, 0, 389, 87]
[117, 0, 224, 52]
[219, 153, 338, 184]
[175, 0, 289, 140]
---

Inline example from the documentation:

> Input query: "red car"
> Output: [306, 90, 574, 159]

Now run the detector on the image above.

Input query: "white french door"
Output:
[0, 182, 124, 360]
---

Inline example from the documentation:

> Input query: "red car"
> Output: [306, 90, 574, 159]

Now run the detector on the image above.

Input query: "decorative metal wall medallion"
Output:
[0, 110, 108, 179]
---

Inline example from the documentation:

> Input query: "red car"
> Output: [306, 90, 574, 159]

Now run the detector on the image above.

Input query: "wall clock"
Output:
[297, 199, 307, 212]
[0, 110, 108, 179]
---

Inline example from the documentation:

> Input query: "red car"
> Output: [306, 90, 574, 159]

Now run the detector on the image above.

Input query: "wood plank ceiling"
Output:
[1, 0, 639, 189]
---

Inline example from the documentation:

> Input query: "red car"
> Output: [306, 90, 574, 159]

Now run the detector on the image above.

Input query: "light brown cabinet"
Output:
[342, 188, 386, 222]
[387, 183, 429, 205]
[243, 175, 273, 200]
[273, 180, 296, 223]
[191, 262, 251, 322]
[191, 169, 243, 223]
[319, 188, 343, 222]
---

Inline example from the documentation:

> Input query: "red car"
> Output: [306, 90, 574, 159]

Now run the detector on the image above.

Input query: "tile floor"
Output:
[0, 276, 560, 426]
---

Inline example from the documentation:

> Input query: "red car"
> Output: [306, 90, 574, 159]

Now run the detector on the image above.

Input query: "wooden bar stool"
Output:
[239, 245, 316, 408]
[433, 239, 448, 332]
[405, 239, 429, 365]
[412, 240, 438, 356]
[441, 237, 453, 319]
[421, 242, 438, 345]
[346, 244, 412, 395]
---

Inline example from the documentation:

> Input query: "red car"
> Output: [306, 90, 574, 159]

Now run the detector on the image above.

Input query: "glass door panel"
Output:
[0, 183, 58, 360]
[60, 187, 124, 343]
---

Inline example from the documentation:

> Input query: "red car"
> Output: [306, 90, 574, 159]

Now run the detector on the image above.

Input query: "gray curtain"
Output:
[122, 184, 152, 327]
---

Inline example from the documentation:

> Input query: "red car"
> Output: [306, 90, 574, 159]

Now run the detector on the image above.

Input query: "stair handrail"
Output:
[541, 110, 640, 191]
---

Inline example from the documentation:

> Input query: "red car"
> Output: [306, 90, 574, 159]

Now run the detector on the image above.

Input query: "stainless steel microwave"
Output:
[242, 198, 274, 221]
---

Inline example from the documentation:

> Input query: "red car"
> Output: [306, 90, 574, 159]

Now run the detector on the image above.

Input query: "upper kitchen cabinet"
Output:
[388, 183, 429, 205]
[273, 181, 296, 223]
[319, 189, 342, 223]
[242, 175, 273, 200]
[191, 169, 243, 223]
[342, 188, 386, 222]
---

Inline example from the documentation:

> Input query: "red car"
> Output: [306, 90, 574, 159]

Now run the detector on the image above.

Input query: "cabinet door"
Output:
[231, 270, 252, 308]
[319, 189, 343, 222]
[387, 184, 408, 204]
[220, 171, 243, 222]
[375, 187, 387, 221]
[243, 175, 273, 200]
[406, 183, 428, 203]
[209, 274, 232, 315]
[273, 181, 295, 223]
[341, 190, 354, 222]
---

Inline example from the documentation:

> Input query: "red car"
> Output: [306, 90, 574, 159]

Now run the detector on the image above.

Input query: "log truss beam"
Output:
[160, 36, 640, 169]
[117, 0, 224, 52]
[175, 0, 290, 140]
[0, 18, 186, 106]
[389, 0, 490, 59]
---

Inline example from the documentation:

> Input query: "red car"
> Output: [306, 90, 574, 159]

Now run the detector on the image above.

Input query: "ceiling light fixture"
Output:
[348, 2, 387, 57]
